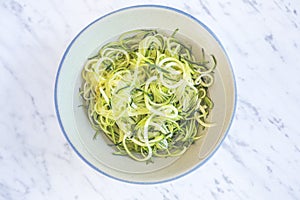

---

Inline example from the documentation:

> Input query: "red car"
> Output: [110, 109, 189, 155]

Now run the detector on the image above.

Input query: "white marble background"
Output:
[1, 0, 300, 199]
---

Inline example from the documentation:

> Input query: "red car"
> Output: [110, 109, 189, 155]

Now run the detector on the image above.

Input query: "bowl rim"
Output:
[54, 4, 237, 184]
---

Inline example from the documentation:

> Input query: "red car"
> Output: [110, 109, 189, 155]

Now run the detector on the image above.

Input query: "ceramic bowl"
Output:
[55, 5, 236, 184]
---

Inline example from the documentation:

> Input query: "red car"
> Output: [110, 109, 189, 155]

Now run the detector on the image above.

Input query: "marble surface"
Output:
[1, 0, 300, 199]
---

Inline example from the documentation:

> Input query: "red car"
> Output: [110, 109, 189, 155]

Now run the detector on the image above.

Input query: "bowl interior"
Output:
[56, 6, 235, 183]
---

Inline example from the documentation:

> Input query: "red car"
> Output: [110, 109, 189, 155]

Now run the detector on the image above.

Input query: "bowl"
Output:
[54, 5, 236, 184]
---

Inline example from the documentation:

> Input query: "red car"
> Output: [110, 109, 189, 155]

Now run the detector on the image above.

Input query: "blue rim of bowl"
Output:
[54, 4, 237, 184]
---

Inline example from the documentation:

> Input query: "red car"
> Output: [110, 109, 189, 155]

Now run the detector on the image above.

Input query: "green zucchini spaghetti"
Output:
[80, 29, 216, 162]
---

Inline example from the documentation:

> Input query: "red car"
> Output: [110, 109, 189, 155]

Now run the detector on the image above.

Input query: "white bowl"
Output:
[55, 5, 236, 184]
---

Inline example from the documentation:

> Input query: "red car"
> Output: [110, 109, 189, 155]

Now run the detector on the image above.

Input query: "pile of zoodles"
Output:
[80, 29, 216, 162]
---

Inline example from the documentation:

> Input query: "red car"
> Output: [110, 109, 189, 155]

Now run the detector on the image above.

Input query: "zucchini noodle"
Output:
[80, 29, 216, 162]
